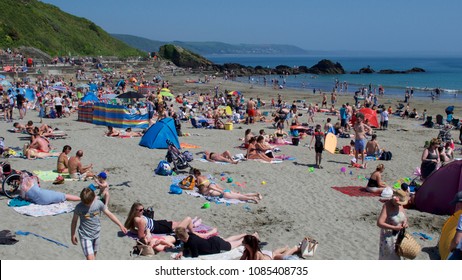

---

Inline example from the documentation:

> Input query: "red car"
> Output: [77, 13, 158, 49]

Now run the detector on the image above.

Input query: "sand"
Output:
[0, 68, 459, 260]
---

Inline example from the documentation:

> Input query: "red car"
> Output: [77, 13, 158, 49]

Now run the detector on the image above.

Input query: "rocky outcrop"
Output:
[158, 44, 214, 68]
[307, 59, 345, 74]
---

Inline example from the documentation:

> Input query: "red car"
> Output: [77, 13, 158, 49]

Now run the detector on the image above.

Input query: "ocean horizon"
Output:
[206, 55, 462, 101]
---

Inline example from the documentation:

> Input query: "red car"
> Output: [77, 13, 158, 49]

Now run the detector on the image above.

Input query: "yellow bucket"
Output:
[224, 122, 233, 130]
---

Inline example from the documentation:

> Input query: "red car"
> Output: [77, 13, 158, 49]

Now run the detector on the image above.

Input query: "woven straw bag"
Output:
[396, 229, 421, 259]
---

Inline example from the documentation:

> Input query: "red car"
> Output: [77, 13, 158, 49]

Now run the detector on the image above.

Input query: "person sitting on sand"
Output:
[255, 135, 275, 158]
[247, 137, 273, 162]
[93, 172, 110, 207]
[240, 234, 300, 260]
[68, 150, 94, 180]
[350, 157, 367, 169]
[29, 133, 52, 153]
[57, 145, 72, 173]
[174, 227, 255, 259]
[124, 202, 214, 252]
[193, 169, 262, 203]
[204, 150, 238, 164]
[273, 124, 289, 145]
[366, 134, 381, 157]
[243, 129, 254, 148]
[366, 164, 387, 193]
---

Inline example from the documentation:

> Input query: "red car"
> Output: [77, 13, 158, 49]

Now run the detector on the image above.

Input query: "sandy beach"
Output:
[0, 68, 459, 260]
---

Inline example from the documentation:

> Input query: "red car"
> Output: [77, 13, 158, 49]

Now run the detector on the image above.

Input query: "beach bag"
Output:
[143, 207, 154, 220]
[380, 151, 392, 161]
[0, 230, 19, 245]
[182, 151, 194, 162]
[395, 229, 421, 259]
[133, 240, 155, 257]
[179, 175, 196, 190]
[300, 236, 318, 258]
[292, 137, 300, 146]
[155, 160, 173, 176]
[342, 145, 351, 155]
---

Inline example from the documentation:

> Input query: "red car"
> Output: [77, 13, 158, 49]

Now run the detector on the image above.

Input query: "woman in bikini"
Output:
[193, 169, 262, 203]
[240, 234, 301, 260]
[366, 164, 387, 193]
[255, 135, 275, 158]
[246, 137, 273, 162]
[205, 150, 238, 164]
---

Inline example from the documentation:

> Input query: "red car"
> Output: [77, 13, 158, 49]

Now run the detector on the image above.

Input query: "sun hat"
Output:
[450, 191, 462, 205]
[393, 189, 409, 205]
[381, 187, 393, 199]
[98, 172, 107, 180]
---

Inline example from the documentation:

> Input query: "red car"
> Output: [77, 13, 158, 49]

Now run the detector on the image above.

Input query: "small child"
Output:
[350, 157, 367, 169]
[71, 187, 127, 260]
[349, 140, 356, 156]
[93, 172, 109, 206]
[422, 109, 427, 121]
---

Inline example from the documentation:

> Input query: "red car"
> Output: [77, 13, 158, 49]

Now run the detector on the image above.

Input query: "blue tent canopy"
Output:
[89, 83, 98, 92]
[82, 92, 99, 102]
[139, 118, 180, 149]
[25, 89, 36, 101]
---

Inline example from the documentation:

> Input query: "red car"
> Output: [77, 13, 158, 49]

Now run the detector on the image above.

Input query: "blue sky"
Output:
[40, 0, 462, 55]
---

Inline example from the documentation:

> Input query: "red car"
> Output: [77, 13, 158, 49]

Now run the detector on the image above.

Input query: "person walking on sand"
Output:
[71, 187, 127, 260]
[353, 113, 372, 166]
[309, 124, 325, 169]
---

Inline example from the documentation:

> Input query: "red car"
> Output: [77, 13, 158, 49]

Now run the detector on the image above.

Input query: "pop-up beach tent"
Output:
[414, 160, 462, 215]
[81, 92, 99, 102]
[139, 118, 180, 149]
[350, 107, 379, 128]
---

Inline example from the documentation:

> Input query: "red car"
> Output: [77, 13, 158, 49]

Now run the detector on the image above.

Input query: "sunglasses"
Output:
[137, 208, 144, 212]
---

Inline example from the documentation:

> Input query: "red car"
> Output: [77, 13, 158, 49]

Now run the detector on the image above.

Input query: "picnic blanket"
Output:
[331, 186, 381, 197]
[197, 158, 230, 165]
[33, 170, 72, 182]
[184, 190, 245, 204]
[10, 201, 75, 217]
[171, 246, 245, 260]
[181, 143, 201, 149]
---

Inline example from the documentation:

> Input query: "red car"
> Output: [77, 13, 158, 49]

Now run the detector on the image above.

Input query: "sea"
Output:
[206, 55, 462, 101]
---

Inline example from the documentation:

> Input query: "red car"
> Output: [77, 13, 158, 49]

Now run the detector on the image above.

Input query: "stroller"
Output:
[165, 139, 193, 172]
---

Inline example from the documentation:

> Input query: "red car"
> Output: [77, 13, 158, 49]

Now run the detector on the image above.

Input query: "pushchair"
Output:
[165, 139, 193, 173]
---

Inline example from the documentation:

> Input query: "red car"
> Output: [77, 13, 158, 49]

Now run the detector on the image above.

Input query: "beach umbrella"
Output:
[82, 92, 100, 102]
[53, 82, 64, 86]
[76, 83, 90, 88]
[228, 91, 240, 96]
[0, 80, 12, 87]
[160, 88, 171, 92]
[52, 85, 68, 92]
[102, 93, 117, 99]
[160, 91, 174, 97]
[116, 91, 145, 99]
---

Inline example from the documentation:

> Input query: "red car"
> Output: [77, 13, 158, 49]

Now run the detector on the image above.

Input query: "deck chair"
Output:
[435, 114, 444, 126]
[190, 118, 202, 128]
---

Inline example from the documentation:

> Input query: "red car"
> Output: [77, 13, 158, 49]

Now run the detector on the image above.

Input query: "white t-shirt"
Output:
[381, 110, 389, 122]
[53, 97, 63, 106]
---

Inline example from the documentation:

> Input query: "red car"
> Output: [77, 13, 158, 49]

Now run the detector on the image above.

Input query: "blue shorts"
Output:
[355, 139, 366, 152]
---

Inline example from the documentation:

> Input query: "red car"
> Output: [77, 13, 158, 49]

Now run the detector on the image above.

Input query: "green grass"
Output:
[0, 0, 144, 57]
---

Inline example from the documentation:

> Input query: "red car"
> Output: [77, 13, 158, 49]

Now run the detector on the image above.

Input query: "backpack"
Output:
[380, 151, 392, 161]
[154, 160, 173, 176]
[179, 175, 196, 190]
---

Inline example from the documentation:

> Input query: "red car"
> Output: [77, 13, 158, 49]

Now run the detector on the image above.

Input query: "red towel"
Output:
[331, 186, 380, 197]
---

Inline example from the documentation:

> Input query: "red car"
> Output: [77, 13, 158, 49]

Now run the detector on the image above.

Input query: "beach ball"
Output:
[261, 181, 267, 185]
[341, 167, 347, 173]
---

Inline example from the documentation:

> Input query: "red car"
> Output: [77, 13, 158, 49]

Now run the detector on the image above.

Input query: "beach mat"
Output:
[180, 143, 201, 149]
[10, 201, 75, 217]
[33, 170, 72, 182]
[331, 186, 380, 197]
[171, 246, 245, 260]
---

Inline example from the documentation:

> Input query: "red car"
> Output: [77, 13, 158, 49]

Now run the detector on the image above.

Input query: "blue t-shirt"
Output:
[339, 107, 347, 120]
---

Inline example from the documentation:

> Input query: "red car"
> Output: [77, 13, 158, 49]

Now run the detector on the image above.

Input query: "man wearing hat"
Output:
[449, 191, 462, 260]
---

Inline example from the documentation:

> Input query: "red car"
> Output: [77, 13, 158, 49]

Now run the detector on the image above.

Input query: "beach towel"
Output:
[331, 186, 381, 197]
[171, 246, 245, 260]
[274, 155, 295, 161]
[184, 190, 245, 204]
[197, 158, 230, 165]
[180, 143, 201, 149]
[33, 170, 72, 182]
[10, 201, 75, 217]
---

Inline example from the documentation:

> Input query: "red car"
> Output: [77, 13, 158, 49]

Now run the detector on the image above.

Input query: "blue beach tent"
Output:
[82, 92, 99, 102]
[139, 118, 180, 149]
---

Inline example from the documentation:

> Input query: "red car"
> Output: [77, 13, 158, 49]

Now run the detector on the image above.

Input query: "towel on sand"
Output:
[33, 170, 72, 182]
[184, 190, 245, 205]
[10, 201, 75, 217]
[181, 143, 201, 149]
[171, 246, 245, 260]
[331, 186, 381, 197]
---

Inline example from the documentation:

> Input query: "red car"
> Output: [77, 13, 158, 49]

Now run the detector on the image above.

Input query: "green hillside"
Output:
[0, 0, 144, 57]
